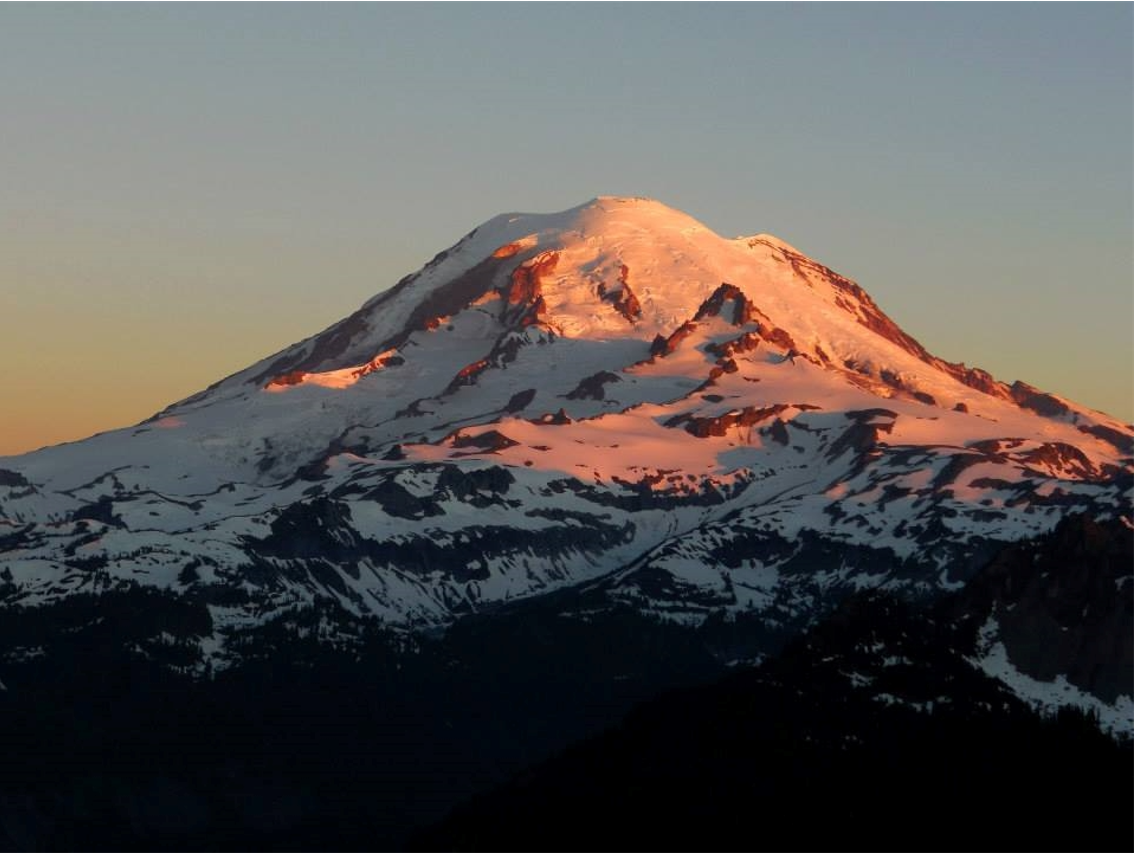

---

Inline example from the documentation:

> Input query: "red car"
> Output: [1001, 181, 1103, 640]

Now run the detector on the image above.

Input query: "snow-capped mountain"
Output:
[0, 196, 1131, 715]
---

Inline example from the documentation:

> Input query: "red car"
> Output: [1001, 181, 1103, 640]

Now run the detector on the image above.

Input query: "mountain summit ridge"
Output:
[162, 195, 1127, 442]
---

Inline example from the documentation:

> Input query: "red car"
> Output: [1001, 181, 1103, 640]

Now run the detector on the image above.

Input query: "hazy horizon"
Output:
[2, 4, 1132, 456]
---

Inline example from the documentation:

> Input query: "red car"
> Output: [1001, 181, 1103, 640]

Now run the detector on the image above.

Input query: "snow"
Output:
[0, 195, 1129, 662]
[974, 618, 1133, 736]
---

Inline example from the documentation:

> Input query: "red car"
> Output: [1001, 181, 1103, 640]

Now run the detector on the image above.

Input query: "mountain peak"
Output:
[0, 198, 1130, 729]
[470, 195, 716, 253]
[119, 197, 1128, 469]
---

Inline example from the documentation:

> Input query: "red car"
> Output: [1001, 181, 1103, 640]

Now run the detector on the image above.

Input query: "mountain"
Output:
[0, 196, 1132, 848]
[0, 195, 1131, 713]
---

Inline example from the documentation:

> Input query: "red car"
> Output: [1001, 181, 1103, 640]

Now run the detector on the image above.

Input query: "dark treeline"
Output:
[0, 514, 1131, 850]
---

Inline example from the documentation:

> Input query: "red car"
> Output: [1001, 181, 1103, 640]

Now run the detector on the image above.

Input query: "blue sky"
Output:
[1, 3, 1132, 453]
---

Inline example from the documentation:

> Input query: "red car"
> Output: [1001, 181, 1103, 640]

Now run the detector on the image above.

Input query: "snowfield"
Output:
[0, 196, 1130, 723]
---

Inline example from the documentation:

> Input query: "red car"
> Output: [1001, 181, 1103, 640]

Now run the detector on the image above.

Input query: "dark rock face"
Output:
[705, 330, 762, 360]
[1009, 380, 1072, 419]
[565, 371, 622, 401]
[758, 324, 796, 351]
[435, 464, 515, 501]
[678, 404, 789, 438]
[530, 408, 573, 426]
[1079, 422, 1135, 456]
[942, 514, 1134, 703]
[451, 430, 519, 453]
[826, 408, 896, 462]
[694, 283, 761, 325]
[249, 497, 363, 562]
[1019, 442, 1098, 479]
[764, 418, 791, 445]
[70, 497, 124, 528]
[501, 251, 558, 329]
[649, 321, 697, 358]
[0, 470, 29, 488]
[444, 358, 491, 394]
[358, 480, 444, 520]
[504, 388, 536, 413]
[595, 264, 642, 323]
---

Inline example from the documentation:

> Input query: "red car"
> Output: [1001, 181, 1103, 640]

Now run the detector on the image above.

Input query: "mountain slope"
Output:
[0, 196, 1130, 715]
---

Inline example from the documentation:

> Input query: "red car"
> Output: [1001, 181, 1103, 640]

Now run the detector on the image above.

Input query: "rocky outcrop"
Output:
[694, 283, 764, 326]
[1078, 423, 1134, 456]
[672, 404, 790, 438]
[444, 358, 492, 395]
[565, 371, 623, 401]
[501, 251, 559, 329]
[596, 264, 643, 323]
[942, 514, 1134, 704]
[451, 430, 519, 454]
[649, 321, 698, 358]
[1009, 381, 1072, 419]
[505, 389, 537, 413]
[1019, 442, 1098, 480]
[0, 470, 29, 488]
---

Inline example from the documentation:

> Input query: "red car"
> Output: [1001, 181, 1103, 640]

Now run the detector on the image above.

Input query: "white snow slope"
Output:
[0, 196, 1131, 708]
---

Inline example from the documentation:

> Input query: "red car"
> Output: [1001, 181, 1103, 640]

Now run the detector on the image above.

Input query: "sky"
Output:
[0, 4, 1132, 456]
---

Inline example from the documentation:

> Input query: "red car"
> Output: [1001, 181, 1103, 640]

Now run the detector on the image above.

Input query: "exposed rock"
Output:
[445, 359, 491, 395]
[931, 453, 993, 491]
[596, 264, 643, 323]
[0, 470, 29, 488]
[501, 251, 559, 329]
[844, 408, 899, 422]
[763, 418, 790, 446]
[70, 497, 124, 528]
[1077, 423, 1134, 456]
[705, 331, 762, 360]
[395, 398, 430, 419]
[267, 369, 306, 387]
[530, 408, 573, 426]
[565, 371, 622, 401]
[351, 350, 405, 380]
[942, 514, 1134, 704]
[758, 326, 796, 352]
[1019, 442, 1098, 480]
[436, 464, 516, 502]
[505, 389, 537, 413]
[650, 322, 698, 358]
[968, 439, 1008, 455]
[694, 283, 764, 326]
[826, 422, 885, 463]
[681, 405, 789, 438]
[451, 431, 519, 453]
[1009, 381, 1071, 419]
[360, 480, 444, 520]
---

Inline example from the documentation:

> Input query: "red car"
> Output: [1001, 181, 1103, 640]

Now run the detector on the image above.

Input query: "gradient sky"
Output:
[1, 4, 1132, 456]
